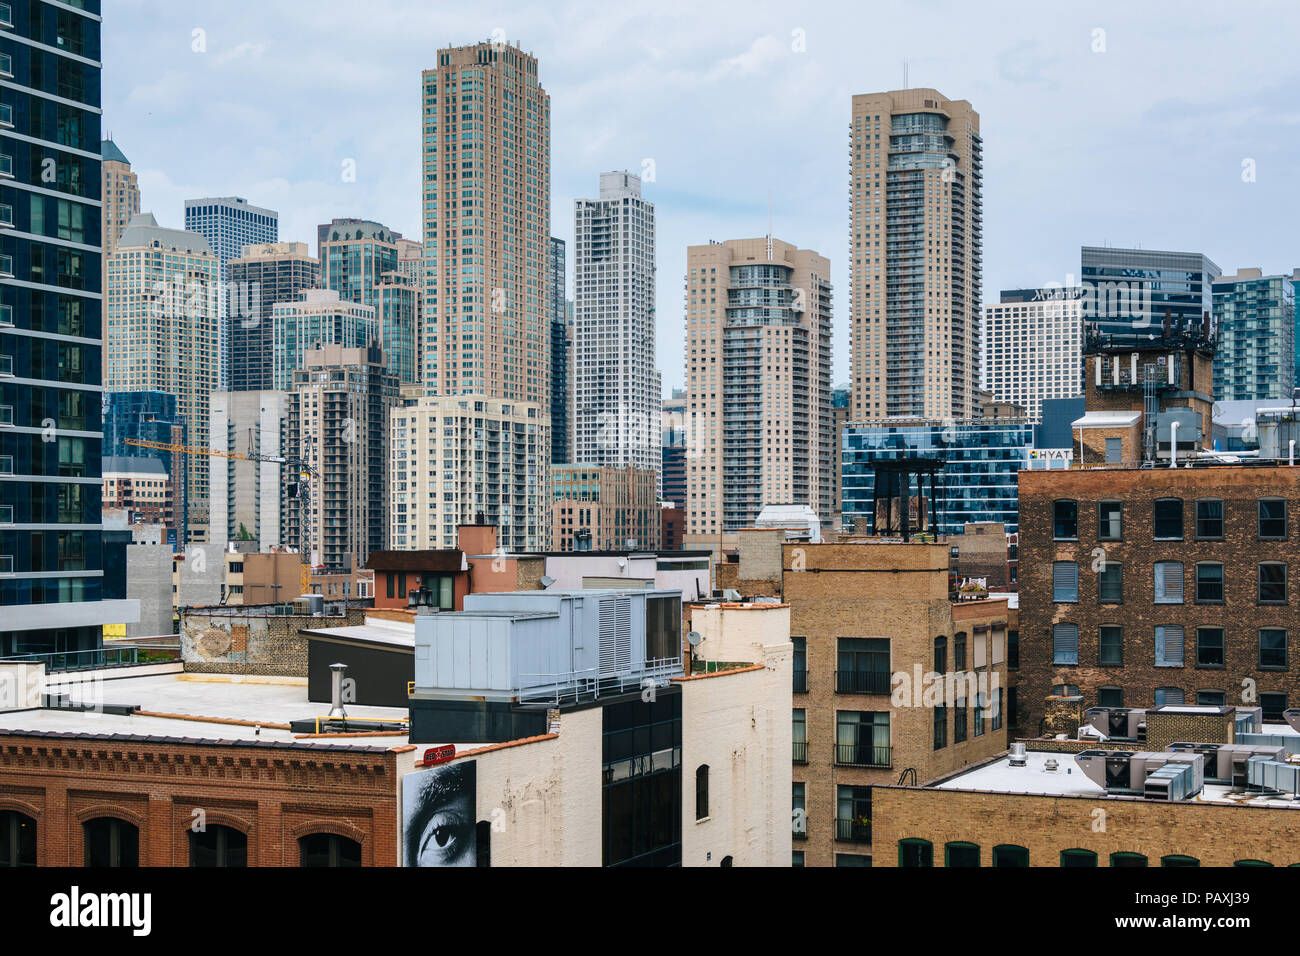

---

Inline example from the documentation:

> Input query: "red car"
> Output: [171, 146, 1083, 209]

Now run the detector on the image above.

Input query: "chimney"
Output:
[328, 663, 349, 720]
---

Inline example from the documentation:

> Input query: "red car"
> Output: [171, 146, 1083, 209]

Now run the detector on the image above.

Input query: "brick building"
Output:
[1017, 464, 1300, 735]
[782, 540, 1009, 866]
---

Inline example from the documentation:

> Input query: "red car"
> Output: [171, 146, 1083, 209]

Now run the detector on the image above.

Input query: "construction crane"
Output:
[123, 437, 318, 595]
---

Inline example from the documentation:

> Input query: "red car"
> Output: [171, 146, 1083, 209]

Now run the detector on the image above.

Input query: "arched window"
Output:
[944, 841, 979, 867]
[695, 765, 709, 820]
[189, 824, 247, 867]
[1110, 851, 1147, 867]
[898, 838, 933, 867]
[1234, 859, 1273, 867]
[84, 817, 139, 867]
[720, 855, 733, 867]
[0, 810, 37, 867]
[992, 844, 1028, 867]
[1060, 848, 1098, 867]
[476, 820, 491, 868]
[1161, 854, 1199, 867]
[298, 832, 361, 867]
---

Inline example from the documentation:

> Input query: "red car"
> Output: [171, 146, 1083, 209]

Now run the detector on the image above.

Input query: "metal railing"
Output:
[834, 744, 892, 769]
[516, 656, 684, 706]
[0, 643, 181, 673]
[835, 669, 891, 695]
[835, 818, 872, 843]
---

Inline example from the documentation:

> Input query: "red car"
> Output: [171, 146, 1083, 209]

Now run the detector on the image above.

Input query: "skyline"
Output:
[104, 0, 1300, 395]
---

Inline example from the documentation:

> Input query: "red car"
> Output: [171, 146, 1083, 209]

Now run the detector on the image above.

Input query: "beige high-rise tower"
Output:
[411, 41, 552, 550]
[100, 138, 140, 292]
[683, 238, 833, 548]
[849, 89, 982, 421]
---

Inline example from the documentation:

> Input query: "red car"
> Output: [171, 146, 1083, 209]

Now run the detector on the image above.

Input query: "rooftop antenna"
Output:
[766, 191, 773, 260]
[903, 60, 909, 89]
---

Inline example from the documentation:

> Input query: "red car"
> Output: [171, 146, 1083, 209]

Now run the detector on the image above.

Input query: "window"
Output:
[1098, 501, 1122, 540]
[992, 689, 1003, 732]
[1259, 563, 1288, 603]
[1234, 859, 1273, 867]
[1098, 564, 1122, 603]
[1053, 623, 1079, 665]
[933, 636, 947, 674]
[1196, 628, 1225, 667]
[299, 833, 362, 867]
[1061, 848, 1098, 867]
[1260, 693, 1288, 722]
[188, 825, 247, 867]
[1007, 630, 1019, 670]
[476, 821, 491, 867]
[945, 842, 979, 867]
[835, 853, 870, 867]
[1196, 691, 1226, 706]
[1162, 854, 1200, 867]
[1053, 499, 1078, 539]
[1053, 562, 1079, 602]
[792, 851, 805, 867]
[1154, 686, 1184, 706]
[1155, 626, 1184, 667]
[0, 811, 36, 867]
[695, 765, 709, 820]
[836, 637, 889, 694]
[645, 595, 682, 662]
[1110, 852, 1148, 867]
[933, 704, 947, 750]
[792, 783, 806, 840]
[1154, 562, 1183, 604]
[1153, 498, 1183, 539]
[836, 786, 872, 843]
[953, 632, 966, 670]
[792, 636, 807, 693]
[1259, 498, 1287, 538]
[83, 817, 138, 867]
[993, 844, 1029, 867]
[792, 709, 807, 763]
[1259, 629, 1288, 669]
[836, 711, 890, 767]
[898, 838, 933, 867]
[954, 696, 967, 743]
[1097, 686, 1124, 707]
[1195, 499, 1224, 538]
[1195, 563, 1224, 603]
[1099, 626, 1123, 666]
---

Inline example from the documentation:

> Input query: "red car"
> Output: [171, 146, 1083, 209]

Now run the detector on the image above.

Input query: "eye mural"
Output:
[402, 760, 477, 867]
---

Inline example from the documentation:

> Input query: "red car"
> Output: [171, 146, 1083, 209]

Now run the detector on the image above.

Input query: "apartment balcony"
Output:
[835, 818, 872, 844]
[835, 670, 891, 695]
[834, 744, 891, 769]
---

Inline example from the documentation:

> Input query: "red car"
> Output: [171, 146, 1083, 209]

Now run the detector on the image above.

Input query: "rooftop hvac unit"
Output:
[1144, 761, 1199, 801]
[1086, 707, 1145, 742]
[1075, 750, 1203, 797]
[1008, 742, 1027, 767]
[1247, 754, 1300, 798]
[1166, 742, 1284, 784]
[1235, 707, 1263, 736]
[1238, 732, 1300, 756]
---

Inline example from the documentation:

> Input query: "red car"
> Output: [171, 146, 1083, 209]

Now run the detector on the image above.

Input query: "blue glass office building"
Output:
[102, 390, 188, 541]
[0, 1, 134, 656]
[1080, 246, 1220, 342]
[842, 419, 1036, 534]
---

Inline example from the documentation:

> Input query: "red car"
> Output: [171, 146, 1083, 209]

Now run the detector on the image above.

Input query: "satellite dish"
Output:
[539, 575, 555, 588]
[687, 631, 703, 647]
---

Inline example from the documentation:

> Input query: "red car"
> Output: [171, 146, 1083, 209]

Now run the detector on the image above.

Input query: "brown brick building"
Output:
[1017, 464, 1300, 735]
[783, 541, 1009, 866]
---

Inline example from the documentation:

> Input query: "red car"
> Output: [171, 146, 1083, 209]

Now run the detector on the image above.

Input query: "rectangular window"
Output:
[1098, 501, 1122, 540]
[792, 636, 807, 693]
[1259, 629, 1288, 669]
[1154, 562, 1184, 604]
[1099, 625, 1123, 666]
[1098, 564, 1122, 603]
[1197, 691, 1226, 706]
[933, 705, 947, 750]
[1155, 626, 1185, 667]
[1260, 693, 1288, 722]
[1053, 623, 1079, 665]
[1008, 630, 1019, 670]
[836, 637, 889, 694]
[953, 633, 966, 671]
[1259, 499, 1287, 539]
[1154, 687, 1185, 706]
[1195, 563, 1224, 603]
[792, 709, 807, 763]
[1195, 499, 1224, 538]
[1154, 498, 1184, 540]
[1053, 561, 1079, 602]
[1196, 628, 1225, 667]
[954, 697, 967, 743]
[836, 711, 890, 767]
[386, 572, 395, 599]
[1053, 500, 1078, 539]
[1260, 563, 1288, 604]
[1097, 686, 1123, 707]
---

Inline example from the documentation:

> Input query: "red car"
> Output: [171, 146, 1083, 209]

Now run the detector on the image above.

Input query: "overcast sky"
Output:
[104, 0, 1300, 394]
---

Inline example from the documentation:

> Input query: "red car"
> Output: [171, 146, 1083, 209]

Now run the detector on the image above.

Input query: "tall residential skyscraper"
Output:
[0, 1, 135, 656]
[548, 236, 572, 463]
[850, 89, 982, 421]
[226, 242, 320, 392]
[271, 288, 379, 390]
[100, 138, 140, 292]
[184, 197, 279, 390]
[1212, 268, 1299, 401]
[415, 41, 551, 550]
[573, 172, 660, 482]
[684, 238, 833, 544]
[982, 287, 1085, 422]
[209, 390, 287, 552]
[106, 213, 219, 542]
[1080, 246, 1220, 341]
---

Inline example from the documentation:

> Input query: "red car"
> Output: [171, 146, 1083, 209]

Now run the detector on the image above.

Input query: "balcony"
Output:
[834, 744, 891, 769]
[835, 669, 891, 695]
[792, 741, 808, 764]
[835, 817, 872, 844]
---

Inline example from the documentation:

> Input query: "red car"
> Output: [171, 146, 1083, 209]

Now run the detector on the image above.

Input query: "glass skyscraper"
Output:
[841, 419, 1036, 535]
[1211, 268, 1298, 401]
[0, 0, 137, 656]
[1080, 246, 1220, 342]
